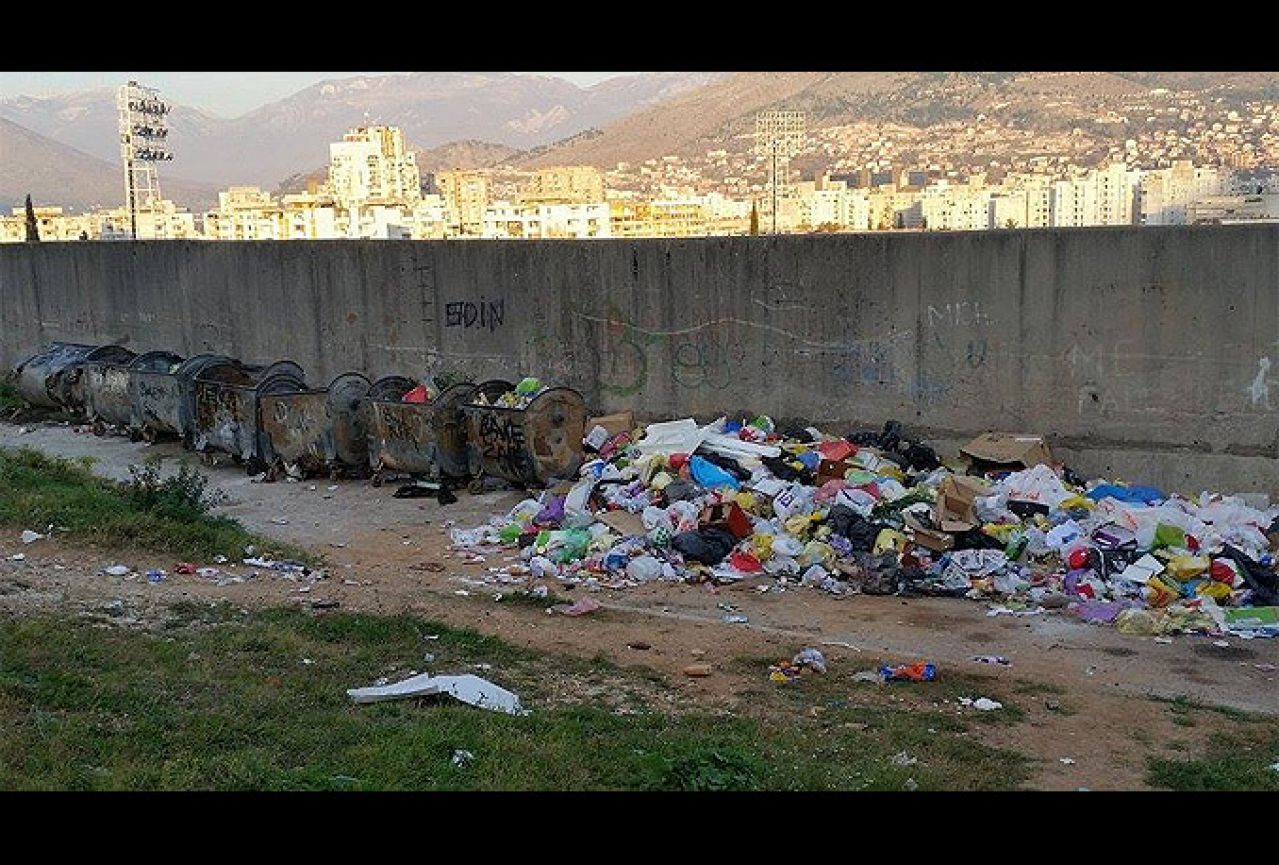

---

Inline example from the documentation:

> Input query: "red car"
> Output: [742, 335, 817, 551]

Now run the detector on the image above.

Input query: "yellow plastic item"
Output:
[1144, 576, 1180, 608]
[982, 523, 1020, 541]
[1058, 495, 1095, 511]
[735, 491, 757, 511]
[878, 465, 906, 482]
[1166, 555, 1209, 581]
[873, 528, 907, 555]
[649, 471, 675, 491]
[752, 534, 774, 561]
[800, 541, 835, 567]
[1195, 580, 1232, 601]
[784, 515, 814, 536]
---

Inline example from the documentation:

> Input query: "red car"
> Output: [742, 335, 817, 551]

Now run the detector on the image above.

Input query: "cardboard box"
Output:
[960, 432, 1054, 473]
[587, 411, 635, 439]
[903, 511, 955, 552]
[934, 474, 989, 532]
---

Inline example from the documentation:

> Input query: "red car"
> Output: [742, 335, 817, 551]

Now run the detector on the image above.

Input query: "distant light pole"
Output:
[117, 81, 173, 240]
[754, 110, 806, 235]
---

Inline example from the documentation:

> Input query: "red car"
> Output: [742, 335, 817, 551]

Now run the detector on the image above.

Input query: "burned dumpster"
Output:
[132, 353, 236, 445]
[365, 378, 511, 486]
[257, 372, 372, 480]
[80, 350, 184, 437]
[462, 379, 588, 488]
[14, 343, 136, 411]
[191, 359, 307, 472]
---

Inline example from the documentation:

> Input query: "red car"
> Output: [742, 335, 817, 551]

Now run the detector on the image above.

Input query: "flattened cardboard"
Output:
[960, 432, 1054, 472]
[596, 509, 646, 537]
[588, 411, 635, 439]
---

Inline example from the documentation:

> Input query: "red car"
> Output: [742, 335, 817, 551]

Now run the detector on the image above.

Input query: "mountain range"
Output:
[0, 72, 723, 193]
[6, 71, 1279, 212]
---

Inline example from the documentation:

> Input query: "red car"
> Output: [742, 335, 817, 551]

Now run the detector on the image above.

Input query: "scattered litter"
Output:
[1153, 637, 1173, 644]
[960, 697, 1004, 711]
[880, 662, 936, 682]
[104, 565, 131, 577]
[853, 670, 881, 683]
[1059, 757, 1076, 765]
[903, 778, 918, 791]
[1212, 640, 1231, 648]
[270, 517, 289, 525]
[301, 658, 314, 666]
[627, 641, 651, 650]
[453, 590, 470, 597]
[1254, 663, 1277, 672]
[175, 562, 197, 575]
[310, 600, 340, 610]
[972, 655, 1011, 667]
[197, 567, 219, 578]
[347, 672, 527, 715]
[20, 529, 45, 545]
[683, 663, 713, 677]
[8, 553, 26, 561]
[820, 640, 862, 652]
[891, 751, 917, 767]
[723, 614, 749, 624]
[146, 570, 166, 583]
[552, 596, 602, 617]
[452, 749, 475, 768]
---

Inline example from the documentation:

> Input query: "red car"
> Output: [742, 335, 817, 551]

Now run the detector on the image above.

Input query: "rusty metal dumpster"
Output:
[462, 383, 588, 488]
[14, 343, 135, 411]
[191, 359, 308, 471]
[80, 350, 184, 437]
[257, 372, 372, 479]
[365, 378, 511, 486]
[131, 354, 234, 444]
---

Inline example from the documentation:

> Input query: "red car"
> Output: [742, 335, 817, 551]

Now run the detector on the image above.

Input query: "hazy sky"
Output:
[0, 72, 628, 117]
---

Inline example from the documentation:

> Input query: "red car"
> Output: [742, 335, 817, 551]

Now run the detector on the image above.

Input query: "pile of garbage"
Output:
[449, 416, 1279, 641]
[471, 377, 547, 410]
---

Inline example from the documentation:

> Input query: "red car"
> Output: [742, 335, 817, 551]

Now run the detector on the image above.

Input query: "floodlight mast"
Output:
[754, 110, 807, 235]
[118, 80, 173, 240]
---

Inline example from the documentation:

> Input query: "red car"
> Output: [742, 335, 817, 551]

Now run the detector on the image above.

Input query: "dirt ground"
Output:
[2, 420, 1277, 790]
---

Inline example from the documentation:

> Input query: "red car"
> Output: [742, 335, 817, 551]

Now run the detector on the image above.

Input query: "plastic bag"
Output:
[690, 455, 741, 490]
[562, 479, 597, 529]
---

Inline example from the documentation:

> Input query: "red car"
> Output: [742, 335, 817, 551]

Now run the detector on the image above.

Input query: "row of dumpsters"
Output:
[12, 342, 589, 489]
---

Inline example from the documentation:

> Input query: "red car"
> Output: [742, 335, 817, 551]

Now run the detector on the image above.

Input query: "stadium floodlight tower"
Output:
[754, 110, 807, 235]
[117, 80, 173, 239]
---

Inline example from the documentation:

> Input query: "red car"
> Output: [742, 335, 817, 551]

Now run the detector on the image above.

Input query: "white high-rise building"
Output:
[327, 126, 422, 211]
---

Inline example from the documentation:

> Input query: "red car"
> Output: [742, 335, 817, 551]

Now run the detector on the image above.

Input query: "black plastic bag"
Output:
[672, 528, 737, 565]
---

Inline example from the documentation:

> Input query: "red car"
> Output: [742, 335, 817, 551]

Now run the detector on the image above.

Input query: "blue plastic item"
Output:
[689, 455, 740, 490]
[796, 450, 822, 470]
[1085, 483, 1165, 505]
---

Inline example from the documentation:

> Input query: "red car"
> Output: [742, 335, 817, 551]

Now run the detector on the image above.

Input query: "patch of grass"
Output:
[0, 607, 1032, 790]
[0, 447, 314, 564]
[0, 381, 22, 413]
[1150, 693, 1256, 724]
[1014, 680, 1066, 696]
[1148, 731, 1279, 791]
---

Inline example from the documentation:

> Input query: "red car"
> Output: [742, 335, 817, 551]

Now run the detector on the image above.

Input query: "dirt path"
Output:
[3, 421, 1277, 790]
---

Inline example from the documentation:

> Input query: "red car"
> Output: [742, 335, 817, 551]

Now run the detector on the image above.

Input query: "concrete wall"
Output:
[3, 227, 1279, 492]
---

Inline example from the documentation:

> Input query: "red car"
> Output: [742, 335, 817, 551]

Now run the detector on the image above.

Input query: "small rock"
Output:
[683, 663, 712, 678]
